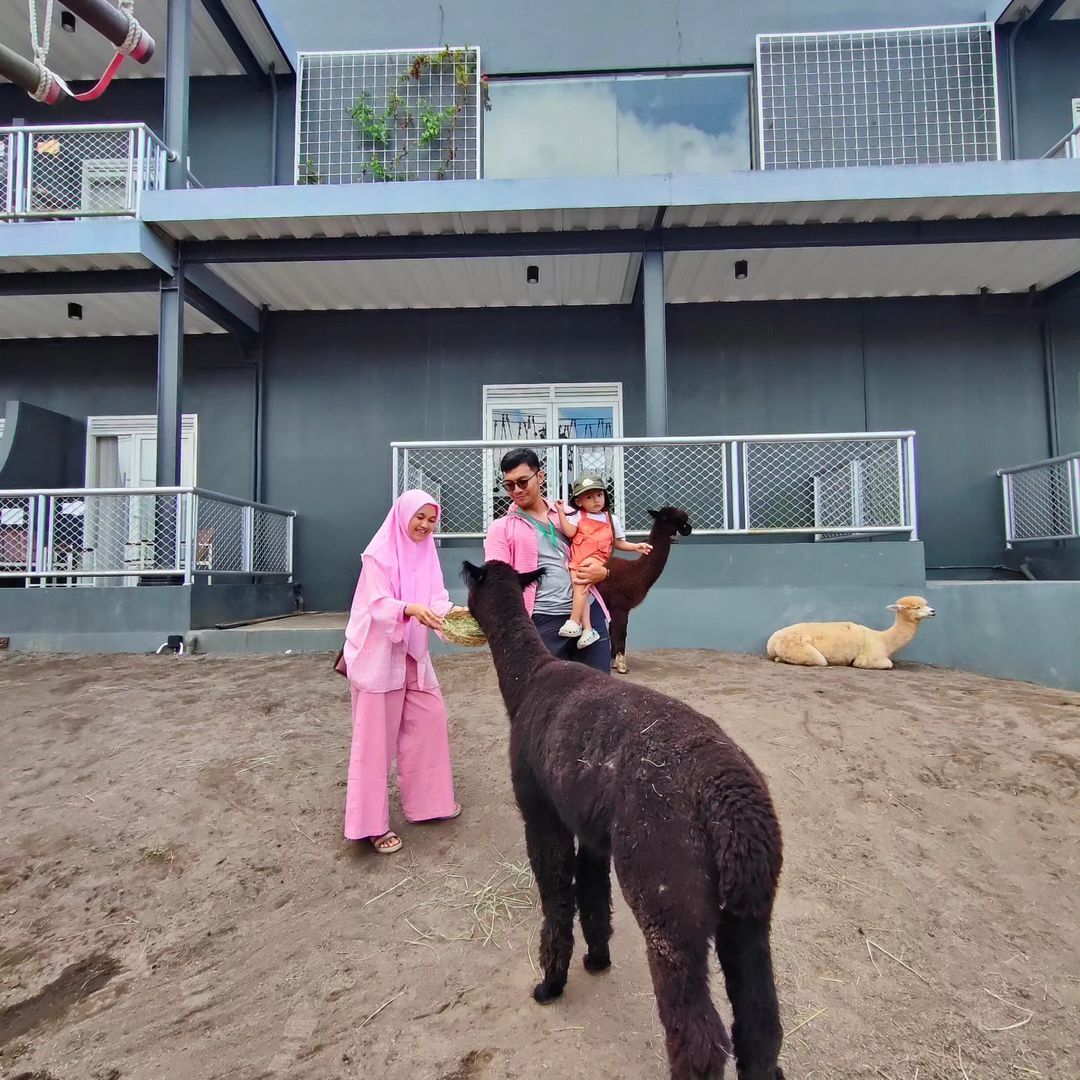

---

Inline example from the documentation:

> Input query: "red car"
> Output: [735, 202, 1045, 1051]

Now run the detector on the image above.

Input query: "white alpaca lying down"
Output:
[766, 596, 936, 669]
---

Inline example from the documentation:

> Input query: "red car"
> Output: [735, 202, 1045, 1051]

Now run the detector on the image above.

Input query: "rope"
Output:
[28, 0, 53, 65]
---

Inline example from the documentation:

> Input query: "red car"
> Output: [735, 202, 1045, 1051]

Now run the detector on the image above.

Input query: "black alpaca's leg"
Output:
[609, 608, 629, 674]
[575, 844, 612, 973]
[615, 836, 731, 1078]
[523, 809, 577, 1004]
[715, 914, 784, 1080]
[642, 925, 732, 1079]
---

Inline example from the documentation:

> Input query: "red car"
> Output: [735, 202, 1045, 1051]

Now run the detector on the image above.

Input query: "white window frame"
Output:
[481, 382, 624, 519]
[84, 414, 198, 487]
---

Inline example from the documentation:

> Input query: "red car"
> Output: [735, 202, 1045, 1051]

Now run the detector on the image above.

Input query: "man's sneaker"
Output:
[577, 628, 600, 649]
[558, 620, 583, 638]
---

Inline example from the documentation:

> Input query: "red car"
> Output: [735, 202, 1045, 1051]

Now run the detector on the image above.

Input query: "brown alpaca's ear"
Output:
[460, 561, 486, 588]
[517, 568, 545, 591]
[646, 509, 658, 519]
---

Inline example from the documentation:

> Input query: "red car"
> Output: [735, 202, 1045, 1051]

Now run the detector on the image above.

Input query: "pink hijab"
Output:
[363, 490, 444, 659]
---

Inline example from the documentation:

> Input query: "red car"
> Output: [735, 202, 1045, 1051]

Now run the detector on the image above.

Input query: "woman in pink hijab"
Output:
[341, 490, 461, 854]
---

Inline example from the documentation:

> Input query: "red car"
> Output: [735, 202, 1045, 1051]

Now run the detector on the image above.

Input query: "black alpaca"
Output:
[462, 559, 785, 1080]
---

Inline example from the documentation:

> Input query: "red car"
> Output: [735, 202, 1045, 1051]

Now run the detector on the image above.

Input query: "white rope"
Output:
[27, 0, 53, 66]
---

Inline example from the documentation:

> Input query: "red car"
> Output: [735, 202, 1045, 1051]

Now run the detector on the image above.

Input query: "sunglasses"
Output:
[502, 470, 540, 493]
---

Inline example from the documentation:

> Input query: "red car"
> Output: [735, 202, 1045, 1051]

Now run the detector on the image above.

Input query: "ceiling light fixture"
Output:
[526, 264, 539, 285]
[734, 259, 748, 280]
[67, 302, 83, 320]
[61, 11, 76, 32]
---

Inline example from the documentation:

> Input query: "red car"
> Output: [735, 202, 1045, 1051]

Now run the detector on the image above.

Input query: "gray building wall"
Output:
[0, 335, 257, 500]
[1, 294, 1067, 608]
[0, 74, 295, 188]
[264, 0, 1006, 70]
[1013, 22, 1080, 161]
[251, 296, 1054, 609]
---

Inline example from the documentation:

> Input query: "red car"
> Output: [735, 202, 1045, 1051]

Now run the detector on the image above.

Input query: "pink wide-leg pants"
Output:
[344, 656, 456, 840]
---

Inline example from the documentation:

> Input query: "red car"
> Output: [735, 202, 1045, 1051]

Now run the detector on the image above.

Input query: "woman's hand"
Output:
[447, 605, 470, 616]
[405, 603, 444, 631]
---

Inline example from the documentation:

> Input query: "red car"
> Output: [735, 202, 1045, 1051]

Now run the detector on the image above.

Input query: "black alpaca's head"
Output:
[647, 506, 693, 542]
[460, 560, 544, 624]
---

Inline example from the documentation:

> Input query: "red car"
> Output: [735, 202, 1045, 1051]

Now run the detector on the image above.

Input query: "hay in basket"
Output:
[441, 609, 488, 648]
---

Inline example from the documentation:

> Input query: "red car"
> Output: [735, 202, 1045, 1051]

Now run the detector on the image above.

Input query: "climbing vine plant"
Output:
[294, 47, 488, 185]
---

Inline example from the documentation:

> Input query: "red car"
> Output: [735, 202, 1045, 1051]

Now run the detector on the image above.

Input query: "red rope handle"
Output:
[70, 51, 125, 102]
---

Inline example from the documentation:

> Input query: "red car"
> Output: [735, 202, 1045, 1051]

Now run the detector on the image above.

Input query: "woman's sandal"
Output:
[370, 831, 403, 855]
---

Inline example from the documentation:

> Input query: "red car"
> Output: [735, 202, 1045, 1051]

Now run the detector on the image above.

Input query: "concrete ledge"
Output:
[905, 580, 1080, 691]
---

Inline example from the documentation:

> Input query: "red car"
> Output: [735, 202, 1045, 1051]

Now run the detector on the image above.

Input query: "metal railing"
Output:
[0, 487, 294, 585]
[998, 452, 1080, 545]
[392, 432, 918, 540]
[0, 123, 173, 220]
[1041, 123, 1080, 161]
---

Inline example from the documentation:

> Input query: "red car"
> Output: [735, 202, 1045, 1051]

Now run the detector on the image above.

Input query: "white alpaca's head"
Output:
[887, 596, 936, 622]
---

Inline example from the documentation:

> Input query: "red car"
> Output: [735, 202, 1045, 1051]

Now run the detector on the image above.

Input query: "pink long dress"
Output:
[341, 491, 457, 840]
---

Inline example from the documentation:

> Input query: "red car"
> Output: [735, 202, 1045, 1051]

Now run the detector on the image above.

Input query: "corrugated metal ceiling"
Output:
[203, 241, 1079, 310]
[164, 205, 660, 242]
[0, 251, 152, 273]
[662, 191, 1080, 229]
[0, 293, 222, 338]
[665, 241, 1080, 303]
[0, 0, 287, 82]
[215, 254, 642, 310]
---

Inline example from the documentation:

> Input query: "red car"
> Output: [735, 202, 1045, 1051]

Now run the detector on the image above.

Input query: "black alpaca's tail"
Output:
[702, 767, 785, 1079]
[702, 773, 782, 921]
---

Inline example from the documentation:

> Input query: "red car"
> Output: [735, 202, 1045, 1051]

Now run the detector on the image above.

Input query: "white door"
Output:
[84, 416, 198, 584]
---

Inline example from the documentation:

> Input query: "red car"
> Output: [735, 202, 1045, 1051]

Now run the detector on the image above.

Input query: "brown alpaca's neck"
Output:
[882, 615, 920, 656]
[628, 521, 674, 590]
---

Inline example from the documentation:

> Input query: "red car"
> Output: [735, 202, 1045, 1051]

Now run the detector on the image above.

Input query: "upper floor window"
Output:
[756, 24, 1000, 169]
[483, 70, 753, 180]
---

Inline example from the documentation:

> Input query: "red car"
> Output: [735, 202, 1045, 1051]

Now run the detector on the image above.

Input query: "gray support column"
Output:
[156, 267, 184, 486]
[643, 247, 668, 437]
[164, 0, 190, 190]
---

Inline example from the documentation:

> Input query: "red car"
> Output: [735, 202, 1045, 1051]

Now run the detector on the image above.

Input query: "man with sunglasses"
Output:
[483, 448, 612, 673]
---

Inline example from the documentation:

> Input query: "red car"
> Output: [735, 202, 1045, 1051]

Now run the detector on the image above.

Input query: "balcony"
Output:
[0, 123, 174, 221]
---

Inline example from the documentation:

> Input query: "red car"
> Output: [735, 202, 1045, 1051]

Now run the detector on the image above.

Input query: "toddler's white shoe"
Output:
[558, 620, 583, 638]
[577, 628, 600, 649]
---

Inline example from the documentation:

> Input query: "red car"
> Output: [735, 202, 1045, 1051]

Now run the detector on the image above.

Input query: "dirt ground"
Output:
[1, 648, 1078, 1080]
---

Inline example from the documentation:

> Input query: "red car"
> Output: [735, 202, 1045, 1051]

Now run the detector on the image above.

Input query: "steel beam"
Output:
[642, 247, 667, 437]
[0, 269, 160, 295]
[164, 0, 190, 191]
[183, 215, 1080, 264]
[156, 267, 185, 487]
[198, 0, 267, 84]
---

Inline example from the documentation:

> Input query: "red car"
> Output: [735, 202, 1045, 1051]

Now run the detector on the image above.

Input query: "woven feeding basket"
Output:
[441, 610, 488, 648]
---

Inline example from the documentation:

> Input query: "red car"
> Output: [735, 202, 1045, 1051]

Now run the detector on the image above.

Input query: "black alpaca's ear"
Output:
[460, 561, 486, 588]
[517, 568, 545, 591]
[646, 508, 658, 519]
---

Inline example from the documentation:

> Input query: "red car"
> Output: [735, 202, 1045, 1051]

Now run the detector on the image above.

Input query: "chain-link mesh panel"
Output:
[399, 445, 559, 535]
[194, 496, 246, 573]
[46, 493, 183, 574]
[25, 127, 140, 216]
[296, 48, 481, 185]
[0, 496, 35, 572]
[252, 509, 291, 574]
[743, 439, 904, 532]
[565, 442, 728, 534]
[0, 132, 15, 217]
[1005, 461, 1078, 541]
[758, 24, 999, 169]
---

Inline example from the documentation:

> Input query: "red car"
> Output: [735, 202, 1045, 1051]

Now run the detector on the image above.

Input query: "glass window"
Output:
[483, 71, 752, 179]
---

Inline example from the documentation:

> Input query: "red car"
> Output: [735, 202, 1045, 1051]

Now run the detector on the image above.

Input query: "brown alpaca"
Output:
[598, 507, 692, 674]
